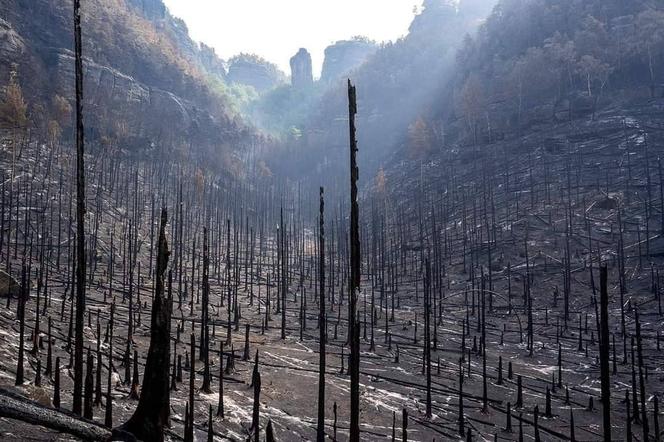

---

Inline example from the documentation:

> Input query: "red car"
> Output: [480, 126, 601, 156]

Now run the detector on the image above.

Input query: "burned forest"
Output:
[0, 0, 663, 441]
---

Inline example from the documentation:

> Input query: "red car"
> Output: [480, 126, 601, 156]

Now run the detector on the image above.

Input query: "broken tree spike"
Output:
[117, 208, 171, 441]
[251, 349, 261, 441]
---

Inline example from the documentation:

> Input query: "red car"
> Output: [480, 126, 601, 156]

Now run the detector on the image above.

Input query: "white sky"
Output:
[162, 0, 418, 77]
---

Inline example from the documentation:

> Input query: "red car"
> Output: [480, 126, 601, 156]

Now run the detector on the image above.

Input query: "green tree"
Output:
[408, 117, 434, 158]
[457, 74, 486, 145]
[52, 95, 72, 130]
[47, 120, 62, 149]
[1, 72, 28, 179]
[576, 54, 612, 97]
[544, 32, 577, 95]
[634, 9, 664, 95]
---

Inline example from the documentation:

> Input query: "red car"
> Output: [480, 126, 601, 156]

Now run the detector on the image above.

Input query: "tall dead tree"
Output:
[458, 362, 464, 436]
[599, 265, 611, 441]
[72, 0, 87, 416]
[481, 273, 487, 412]
[119, 208, 171, 440]
[280, 207, 286, 339]
[226, 219, 232, 346]
[15, 265, 26, 385]
[636, 311, 649, 441]
[425, 259, 432, 418]
[317, 187, 326, 442]
[348, 79, 361, 442]
[185, 333, 195, 442]
[201, 227, 211, 393]
[217, 342, 224, 418]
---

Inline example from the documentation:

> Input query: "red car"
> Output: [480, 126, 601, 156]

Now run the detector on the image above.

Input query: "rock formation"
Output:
[320, 39, 377, 84]
[0, 18, 26, 84]
[198, 43, 227, 81]
[0, 0, 252, 160]
[290, 48, 313, 89]
[127, 0, 166, 20]
[227, 54, 285, 93]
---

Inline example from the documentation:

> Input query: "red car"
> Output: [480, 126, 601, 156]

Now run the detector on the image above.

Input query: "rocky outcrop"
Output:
[0, 0, 254, 164]
[0, 18, 25, 82]
[127, 0, 167, 21]
[0, 270, 20, 298]
[320, 39, 377, 84]
[227, 55, 285, 93]
[290, 48, 313, 89]
[53, 49, 235, 151]
[0, 18, 24, 60]
[199, 43, 227, 81]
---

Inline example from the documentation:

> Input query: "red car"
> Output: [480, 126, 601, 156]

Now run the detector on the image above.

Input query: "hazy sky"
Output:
[162, 0, 418, 77]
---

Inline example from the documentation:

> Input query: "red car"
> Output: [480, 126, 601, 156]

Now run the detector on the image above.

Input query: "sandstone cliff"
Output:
[227, 54, 286, 93]
[320, 38, 377, 84]
[0, 0, 250, 163]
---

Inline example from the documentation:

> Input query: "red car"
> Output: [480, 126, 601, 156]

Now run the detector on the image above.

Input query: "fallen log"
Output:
[0, 388, 112, 440]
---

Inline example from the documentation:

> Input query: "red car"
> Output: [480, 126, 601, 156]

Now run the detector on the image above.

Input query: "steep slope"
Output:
[439, 0, 664, 147]
[0, 0, 257, 168]
[375, 0, 664, 210]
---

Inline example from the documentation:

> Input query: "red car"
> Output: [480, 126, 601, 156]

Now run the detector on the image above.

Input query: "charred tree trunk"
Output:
[217, 342, 224, 418]
[226, 219, 232, 346]
[118, 208, 171, 441]
[636, 311, 649, 441]
[15, 265, 26, 386]
[0, 389, 111, 440]
[280, 208, 287, 339]
[266, 419, 275, 442]
[599, 266, 611, 441]
[458, 362, 464, 436]
[425, 259, 432, 418]
[317, 187, 326, 442]
[251, 352, 261, 441]
[185, 333, 195, 442]
[201, 228, 211, 393]
[83, 352, 93, 419]
[73, 0, 87, 416]
[348, 79, 361, 442]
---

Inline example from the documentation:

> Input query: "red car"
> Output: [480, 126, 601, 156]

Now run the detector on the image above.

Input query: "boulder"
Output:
[0, 270, 20, 298]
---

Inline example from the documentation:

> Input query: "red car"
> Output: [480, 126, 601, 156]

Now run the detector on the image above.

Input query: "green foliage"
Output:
[207, 75, 259, 116]
[227, 53, 287, 87]
[248, 83, 324, 137]
[451, 0, 664, 130]
[228, 53, 281, 75]
[0, 74, 28, 130]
